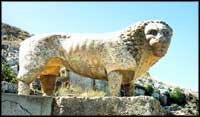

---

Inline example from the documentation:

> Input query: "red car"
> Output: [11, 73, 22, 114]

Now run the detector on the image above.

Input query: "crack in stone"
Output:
[2, 100, 32, 115]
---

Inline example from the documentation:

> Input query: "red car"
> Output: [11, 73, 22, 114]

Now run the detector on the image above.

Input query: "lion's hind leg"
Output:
[17, 69, 41, 95]
[18, 80, 31, 95]
[17, 34, 68, 96]
[38, 57, 66, 96]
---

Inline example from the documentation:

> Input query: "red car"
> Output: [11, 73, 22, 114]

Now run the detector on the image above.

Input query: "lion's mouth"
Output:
[152, 43, 169, 57]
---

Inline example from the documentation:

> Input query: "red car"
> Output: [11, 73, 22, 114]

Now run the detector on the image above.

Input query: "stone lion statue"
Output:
[17, 20, 173, 96]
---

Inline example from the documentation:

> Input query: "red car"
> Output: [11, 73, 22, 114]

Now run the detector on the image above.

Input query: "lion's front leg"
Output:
[107, 71, 123, 96]
[18, 69, 40, 95]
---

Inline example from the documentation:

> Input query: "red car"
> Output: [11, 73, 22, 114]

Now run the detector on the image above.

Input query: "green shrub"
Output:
[169, 87, 185, 105]
[143, 72, 151, 78]
[144, 84, 154, 95]
[1, 59, 17, 84]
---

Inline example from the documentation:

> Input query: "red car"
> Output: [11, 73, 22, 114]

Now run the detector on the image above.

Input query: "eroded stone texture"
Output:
[1, 93, 52, 115]
[1, 81, 17, 93]
[17, 20, 173, 96]
[53, 96, 166, 115]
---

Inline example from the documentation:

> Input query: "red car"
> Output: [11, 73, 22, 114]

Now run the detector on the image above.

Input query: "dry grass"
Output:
[55, 84, 106, 97]
[2, 40, 22, 46]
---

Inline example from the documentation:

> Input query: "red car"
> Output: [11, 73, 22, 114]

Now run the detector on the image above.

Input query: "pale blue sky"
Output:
[2, 2, 198, 91]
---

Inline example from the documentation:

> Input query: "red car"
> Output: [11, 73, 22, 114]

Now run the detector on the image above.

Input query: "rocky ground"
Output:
[1, 23, 199, 115]
[2, 23, 32, 74]
[133, 77, 199, 115]
[2, 23, 32, 41]
[2, 77, 198, 115]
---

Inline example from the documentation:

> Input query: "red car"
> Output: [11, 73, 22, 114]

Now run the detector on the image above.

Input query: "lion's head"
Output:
[144, 21, 173, 57]
[121, 20, 173, 63]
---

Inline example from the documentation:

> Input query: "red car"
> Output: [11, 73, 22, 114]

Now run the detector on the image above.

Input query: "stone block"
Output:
[1, 93, 52, 115]
[53, 96, 166, 115]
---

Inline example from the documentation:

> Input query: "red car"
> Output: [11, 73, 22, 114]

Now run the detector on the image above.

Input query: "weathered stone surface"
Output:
[1, 81, 17, 93]
[134, 77, 199, 115]
[1, 23, 198, 115]
[17, 20, 173, 96]
[68, 71, 109, 92]
[1, 93, 52, 115]
[135, 88, 145, 96]
[1, 23, 32, 75]
[1, 42, 20, 74]
[53, 96, 166, 115]
[1, 23, 32, 41]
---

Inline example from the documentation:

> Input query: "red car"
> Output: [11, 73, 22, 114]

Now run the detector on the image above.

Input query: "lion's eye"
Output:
[162, 30, 169, 37]
[148, 30, 157, 36]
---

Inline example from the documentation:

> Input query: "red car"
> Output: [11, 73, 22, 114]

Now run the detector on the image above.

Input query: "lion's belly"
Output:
[62, 36, 108, 80]
[67, 51, 107, 80]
